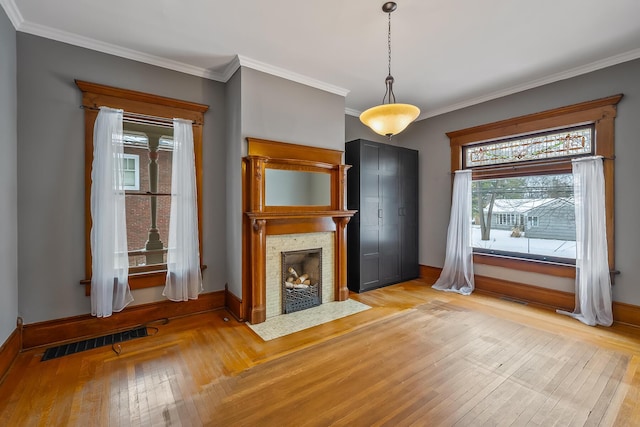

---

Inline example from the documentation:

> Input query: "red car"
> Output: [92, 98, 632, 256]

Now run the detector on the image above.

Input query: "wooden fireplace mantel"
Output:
[242, 138, 356, 324]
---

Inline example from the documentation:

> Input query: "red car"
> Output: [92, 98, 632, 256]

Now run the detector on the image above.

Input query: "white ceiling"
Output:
[4, 0, 640, 119]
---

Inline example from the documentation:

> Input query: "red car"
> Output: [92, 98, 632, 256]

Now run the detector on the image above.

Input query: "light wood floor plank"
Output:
[2, 280, 640, 426]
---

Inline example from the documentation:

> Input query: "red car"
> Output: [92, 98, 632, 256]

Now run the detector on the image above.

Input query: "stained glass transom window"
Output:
[464, 126, 593, 167]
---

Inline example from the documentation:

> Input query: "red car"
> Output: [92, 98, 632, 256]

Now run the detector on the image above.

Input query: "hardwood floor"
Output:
[1, 280, 640, 426]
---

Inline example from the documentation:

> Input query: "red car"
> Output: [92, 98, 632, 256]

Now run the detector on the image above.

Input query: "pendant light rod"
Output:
[383, 2, 396, 105]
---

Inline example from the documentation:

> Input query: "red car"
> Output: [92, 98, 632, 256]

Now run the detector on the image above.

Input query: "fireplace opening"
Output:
[281, 248, 322, 314]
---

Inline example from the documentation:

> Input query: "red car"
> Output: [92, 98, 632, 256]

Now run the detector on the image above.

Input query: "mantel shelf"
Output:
[245, 210, 357, 220]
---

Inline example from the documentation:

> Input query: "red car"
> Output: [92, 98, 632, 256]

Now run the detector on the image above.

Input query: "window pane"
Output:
[465, 127, 592, 167]
[123, 170, 136, 187]
[472, 174, 576, 261]
[122, 128, 174, 269]
[155, 148, 173, 194]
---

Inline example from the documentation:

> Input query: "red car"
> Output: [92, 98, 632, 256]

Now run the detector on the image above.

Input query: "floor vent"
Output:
[500, 296, 528, 305]
[41, 327, 148, 361]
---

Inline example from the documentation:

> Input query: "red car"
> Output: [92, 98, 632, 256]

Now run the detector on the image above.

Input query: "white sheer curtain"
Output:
[163, 118, 203, 301]
[433, 169, 475, 295]
[558, 156, 613, 326]
[91, 107, 133, 317]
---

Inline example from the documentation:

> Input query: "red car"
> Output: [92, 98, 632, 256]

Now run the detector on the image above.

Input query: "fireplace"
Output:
[282, 248, 322, 314]
[242, 138, 356, 324]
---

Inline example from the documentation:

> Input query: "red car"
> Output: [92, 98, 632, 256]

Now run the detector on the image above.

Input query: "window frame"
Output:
[76, 80, 208, 293]
[448, 94, 622, 279]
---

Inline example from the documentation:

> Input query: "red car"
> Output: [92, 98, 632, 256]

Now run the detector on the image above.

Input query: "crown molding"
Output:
[5, 0, 639, 120]
[344, 108, 361, 117]
[419, 47, 640, 120]
[16, 20, 227, 81]
[233, 55, 350, 97]
[221, 55, 242, 82]
[0, 0, 23, 29]
[8, 14, 350, 98]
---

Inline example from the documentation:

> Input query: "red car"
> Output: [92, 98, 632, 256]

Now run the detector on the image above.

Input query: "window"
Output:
[122, 127, 174, 270]
[77, 80, 208, 291]
[448, 95, 622, 278]
[121, 153, 140, 190]
[472, 174, 575, 263]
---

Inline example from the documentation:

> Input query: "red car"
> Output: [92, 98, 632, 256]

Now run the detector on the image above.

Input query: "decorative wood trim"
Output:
[264, 217, 337, 236]
[419, 264, 640, 327]
[22, 291, 225, 350]
[333, 216, 351, 301]
[243, 138, 355, 323]
[81, 266, 208, 296]
[225, 285, 244, 322]
[474, 275, 575, 311]
[247, 138, 343, 165]
[0, 326, 22, 383]
[421, 264, 574, 310]
[76, 80, 208, 123]
[447, 94, 622, 281]
[473, 253, 576, 278]
[419, 265, 442, 284]
[446, 94, 623, 144]
[612, 301, 640, 328]
[77, 80, 209, 292]
[249, 218, 267, 324]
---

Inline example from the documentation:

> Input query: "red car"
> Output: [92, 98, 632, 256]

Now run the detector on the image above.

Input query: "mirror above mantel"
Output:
[265, 168, 331, 207]
[243, 138, 353, 215]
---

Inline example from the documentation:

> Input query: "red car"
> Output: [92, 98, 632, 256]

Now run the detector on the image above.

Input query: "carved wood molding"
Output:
[243, 139, 356, 324]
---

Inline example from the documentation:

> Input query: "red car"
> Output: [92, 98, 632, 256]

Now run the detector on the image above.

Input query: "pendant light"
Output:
[360, 2, 420, 138]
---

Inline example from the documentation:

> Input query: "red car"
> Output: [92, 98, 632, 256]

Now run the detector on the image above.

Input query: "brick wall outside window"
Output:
[124, 146, 173, 265]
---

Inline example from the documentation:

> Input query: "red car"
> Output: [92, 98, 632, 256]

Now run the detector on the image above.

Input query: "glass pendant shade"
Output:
[360, 103, 420, 137]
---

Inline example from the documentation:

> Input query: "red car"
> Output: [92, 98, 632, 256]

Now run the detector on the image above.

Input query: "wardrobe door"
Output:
[359, 141, 383, 291]
[379, 144, 401, 285]
[399, 147, 419, 280]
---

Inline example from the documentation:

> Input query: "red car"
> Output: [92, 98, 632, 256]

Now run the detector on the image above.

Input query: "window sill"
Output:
[473, 253, 575, 278]
[81, 265, 208, 296]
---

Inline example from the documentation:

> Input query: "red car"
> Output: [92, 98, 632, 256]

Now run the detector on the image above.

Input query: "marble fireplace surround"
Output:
[266, 233, 334, 318]
[243, 138, 356, 324]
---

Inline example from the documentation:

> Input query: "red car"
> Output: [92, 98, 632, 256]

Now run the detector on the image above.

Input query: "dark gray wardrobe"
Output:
[345, 139, 419, 292]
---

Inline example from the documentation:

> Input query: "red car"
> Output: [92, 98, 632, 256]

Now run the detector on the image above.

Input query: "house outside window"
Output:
[472, 172, 576, 263]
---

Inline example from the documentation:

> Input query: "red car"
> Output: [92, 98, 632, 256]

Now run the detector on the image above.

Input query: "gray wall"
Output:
[241, 68, 346, 152]
[17, 33, 227, 324]
[225, 67, 347, 298]
[225, 70, 243, 300]
[0, 7, 18, 344]
[385, 58, 640, 306]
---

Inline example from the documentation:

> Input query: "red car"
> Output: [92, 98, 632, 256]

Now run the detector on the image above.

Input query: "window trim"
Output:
[448, 94, 622, 278]
[76, 80, 208, 293]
